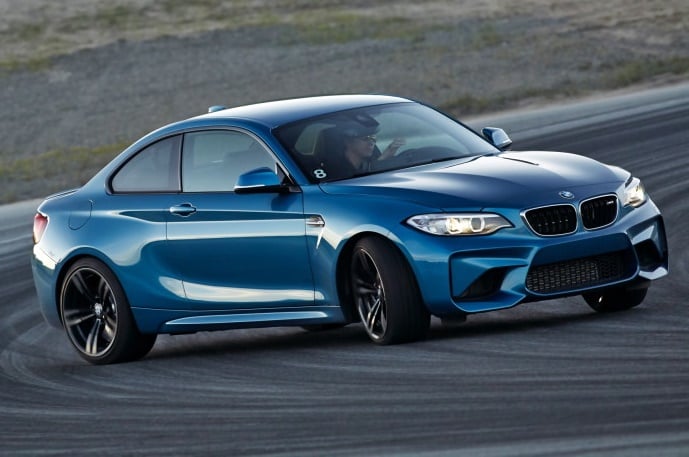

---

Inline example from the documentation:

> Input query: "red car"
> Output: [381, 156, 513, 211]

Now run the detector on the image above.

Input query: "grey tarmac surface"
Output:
[1, 85, 688, 456]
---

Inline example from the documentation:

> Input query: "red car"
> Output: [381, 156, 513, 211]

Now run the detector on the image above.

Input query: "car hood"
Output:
[319, 151, 628, 210]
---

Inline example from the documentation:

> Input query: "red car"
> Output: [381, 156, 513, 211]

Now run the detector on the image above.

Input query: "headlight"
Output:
[406, 213, 512, 236]
[623, 177, 647, 208]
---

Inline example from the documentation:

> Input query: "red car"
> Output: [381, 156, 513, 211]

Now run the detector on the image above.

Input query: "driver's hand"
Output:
[380, 138, 406, 159]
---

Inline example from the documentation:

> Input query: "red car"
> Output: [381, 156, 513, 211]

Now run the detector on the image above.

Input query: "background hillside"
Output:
[1, 0, 687, 203]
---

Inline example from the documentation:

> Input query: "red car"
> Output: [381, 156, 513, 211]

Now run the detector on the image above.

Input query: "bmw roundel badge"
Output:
[559, 191, 575, 199]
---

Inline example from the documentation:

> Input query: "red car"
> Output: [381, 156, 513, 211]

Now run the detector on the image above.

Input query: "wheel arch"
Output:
[55, 252, 158, 364]
[335, 231, 425, 322]
[54, 251, 125, 326]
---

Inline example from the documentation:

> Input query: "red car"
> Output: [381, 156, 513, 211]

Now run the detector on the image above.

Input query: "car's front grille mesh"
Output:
[524, 195, 620, 236]
[581, 195, 618, 229]
[524, 205, 577, 236]
[526, 252, 627, 294]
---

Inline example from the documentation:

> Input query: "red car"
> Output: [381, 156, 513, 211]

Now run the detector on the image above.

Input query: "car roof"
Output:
[195, 94, 412, 128]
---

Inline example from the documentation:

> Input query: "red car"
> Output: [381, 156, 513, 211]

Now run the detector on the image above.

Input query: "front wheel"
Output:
[350, 237, 430, 344]
[60, 258, 156, 364]
[583, 286, 648, 313]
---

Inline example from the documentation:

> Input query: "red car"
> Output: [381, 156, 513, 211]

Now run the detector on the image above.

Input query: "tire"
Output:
[350, 237, 430, 344]
[583, 286, 648, 313]
[59, 258, 157, 364]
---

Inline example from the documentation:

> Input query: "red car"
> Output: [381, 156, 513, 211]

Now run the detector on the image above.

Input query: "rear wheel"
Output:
[60, 258, 156, 364]
[583, 286, 648, 313]
[350, 237, 430, 344]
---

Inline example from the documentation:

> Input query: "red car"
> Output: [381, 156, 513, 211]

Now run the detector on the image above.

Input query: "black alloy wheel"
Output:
[350, 237, 429, 344]
[60, 258, 156, 364]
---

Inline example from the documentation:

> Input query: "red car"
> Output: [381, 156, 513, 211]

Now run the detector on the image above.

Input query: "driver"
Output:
[340, 124, 405, 175]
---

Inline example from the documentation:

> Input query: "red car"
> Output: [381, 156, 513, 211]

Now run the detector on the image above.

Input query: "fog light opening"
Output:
[457, 269, 506, 300]
[635, 240, 663, 270]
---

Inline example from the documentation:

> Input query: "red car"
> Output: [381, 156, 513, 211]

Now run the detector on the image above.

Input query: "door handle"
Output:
[169, 203, 197, 217]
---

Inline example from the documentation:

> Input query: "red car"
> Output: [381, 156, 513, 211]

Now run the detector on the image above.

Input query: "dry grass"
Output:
[0, 0, 687, 203]
[0, 142, 129, 204]
[1, 0, 687, 66]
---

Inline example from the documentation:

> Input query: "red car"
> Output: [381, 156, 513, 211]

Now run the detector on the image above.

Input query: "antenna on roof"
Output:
[208, 105, 227, 113]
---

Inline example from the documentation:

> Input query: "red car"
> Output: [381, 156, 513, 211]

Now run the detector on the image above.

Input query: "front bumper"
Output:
[401, 200, 668, 316]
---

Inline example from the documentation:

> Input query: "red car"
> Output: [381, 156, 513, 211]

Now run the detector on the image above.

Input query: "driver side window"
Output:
[181, 130, 277, 192]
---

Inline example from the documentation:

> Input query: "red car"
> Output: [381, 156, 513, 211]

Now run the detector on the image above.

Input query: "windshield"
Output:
[273, 102, 499, 183]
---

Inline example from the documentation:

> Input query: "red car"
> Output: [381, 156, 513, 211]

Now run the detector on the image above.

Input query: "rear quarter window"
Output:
[111, 136, 181, 193]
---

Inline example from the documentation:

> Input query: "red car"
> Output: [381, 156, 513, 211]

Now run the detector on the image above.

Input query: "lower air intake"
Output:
[526, 251, 628, 294]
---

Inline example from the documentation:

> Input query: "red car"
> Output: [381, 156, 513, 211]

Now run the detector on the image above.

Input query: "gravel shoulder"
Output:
[1, 0, 688, 202]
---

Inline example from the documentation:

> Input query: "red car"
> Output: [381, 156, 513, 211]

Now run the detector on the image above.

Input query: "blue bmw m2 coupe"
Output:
[31, 95, 668, 364]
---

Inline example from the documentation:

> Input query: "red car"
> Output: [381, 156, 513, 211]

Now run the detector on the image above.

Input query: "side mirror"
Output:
[482, 127, 513, 150]
[234, 167, 291, 194]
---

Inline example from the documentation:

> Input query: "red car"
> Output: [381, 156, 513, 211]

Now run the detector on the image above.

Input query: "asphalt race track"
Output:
[1, 85, 688, 456]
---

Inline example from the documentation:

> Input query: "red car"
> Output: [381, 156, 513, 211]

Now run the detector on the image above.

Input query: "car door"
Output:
[165, 129, 315, 310]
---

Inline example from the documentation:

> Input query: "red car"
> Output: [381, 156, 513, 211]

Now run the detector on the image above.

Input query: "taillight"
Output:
[33, 213, 48, 244]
